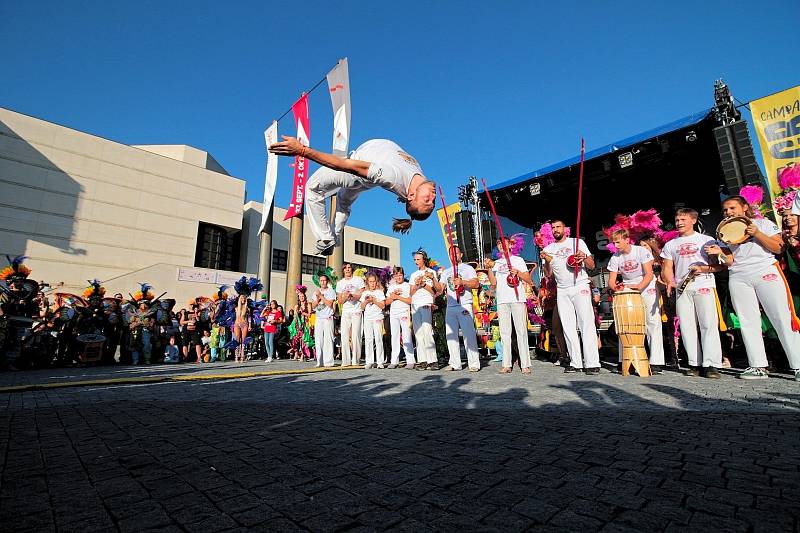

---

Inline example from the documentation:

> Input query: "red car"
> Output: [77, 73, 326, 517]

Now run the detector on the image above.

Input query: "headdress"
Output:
[295, 284, 307, 294]
[736, 185, 765, 218]
[411, 247, 429, 266]
[212, 285, 229, 301]
[312, 267, 338, 288]
[492, 232, 527, 259]
[0, 255, 31, 282]
[83, 279, 106, 299]
[233, 276, 263, 297]
[601, 209, 667, 252]
[133, 282, 155, 303]
[774, 164, 800, 213]
[534, 223, 570, 250]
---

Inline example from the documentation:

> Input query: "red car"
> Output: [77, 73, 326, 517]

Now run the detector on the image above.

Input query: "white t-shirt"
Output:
[360, 289, 386, 321]
[409, 268, 436, 307]
[439, 264, 477, 308]
[726, 217, 781, 277]
[660, 232, 716, 289]
[607, 245, 655, 289]
[336, 276, 365, 315]
[542, 238, 592, 289]
[313, 287, 337, 319]
[386, 281, 411, 316]
[492, 255, 528, 304]
[352, 139, 423, 201]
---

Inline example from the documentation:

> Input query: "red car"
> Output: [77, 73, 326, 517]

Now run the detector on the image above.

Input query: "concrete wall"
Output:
[0, 107, 245, 292]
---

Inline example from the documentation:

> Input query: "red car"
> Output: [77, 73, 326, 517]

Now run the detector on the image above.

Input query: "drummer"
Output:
[607, 229, 665, 373]
[706, 196, 800, 381]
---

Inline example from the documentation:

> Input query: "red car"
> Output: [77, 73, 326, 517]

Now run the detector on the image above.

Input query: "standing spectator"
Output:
[360, 273, 386, 369]
[336, 263, 365, 366]
[385, 266, 415, 369]
[180, 303, 203, 363]
[261, 300, 283, 363]
[311, 274, 337, 368]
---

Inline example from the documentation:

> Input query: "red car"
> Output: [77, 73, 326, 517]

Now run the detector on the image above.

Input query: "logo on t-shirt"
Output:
[678, 243, 699, 257]
[553, 246, 572, 257]
[622, 259, 639, 272]
[397, 151, 419, 167]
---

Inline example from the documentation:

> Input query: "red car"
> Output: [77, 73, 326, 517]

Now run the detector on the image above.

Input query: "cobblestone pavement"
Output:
[1, 359, 799, 532]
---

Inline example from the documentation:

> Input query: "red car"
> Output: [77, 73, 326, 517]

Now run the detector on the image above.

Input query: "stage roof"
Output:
[487, 107, 714, 191]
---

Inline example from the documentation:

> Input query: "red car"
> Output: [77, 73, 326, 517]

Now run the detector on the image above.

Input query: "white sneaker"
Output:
[738, 367, 769, 380]
[794, 369, 800, 382]
[266, 358, 273, 363]
[315, 363, 322, 368]
[377, 364, 384, 369]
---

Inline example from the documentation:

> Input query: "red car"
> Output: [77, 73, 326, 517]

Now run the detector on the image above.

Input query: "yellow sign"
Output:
[750, 86, 800, 201]
[436, 202, 461, 254]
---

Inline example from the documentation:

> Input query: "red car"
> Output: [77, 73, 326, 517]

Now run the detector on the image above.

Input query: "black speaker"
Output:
[453, 211, 478, 263]
[480, 218, 499, 258]
[714, 121, 762, 194]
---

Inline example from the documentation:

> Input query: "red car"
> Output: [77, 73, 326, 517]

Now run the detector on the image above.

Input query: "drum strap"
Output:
[712, 289, 728, 332]
[774, 262, 800, 332]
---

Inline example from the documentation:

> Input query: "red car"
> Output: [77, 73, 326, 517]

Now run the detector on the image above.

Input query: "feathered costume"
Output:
[287, 284, 314, 360]
[219, 276, 263, 359]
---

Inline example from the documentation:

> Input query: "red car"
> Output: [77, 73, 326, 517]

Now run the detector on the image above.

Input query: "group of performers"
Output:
[266, 136, 800, 381]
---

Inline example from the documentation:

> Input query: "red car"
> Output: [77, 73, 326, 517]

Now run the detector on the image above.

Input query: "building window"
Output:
[354, 240, 389, 261]
[195, 223, 240, 271]
[302, 254, 327, 275]
[272, 249, 287, 272]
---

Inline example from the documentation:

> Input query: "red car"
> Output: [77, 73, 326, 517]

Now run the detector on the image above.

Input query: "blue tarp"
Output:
[488, 107, 714, 191]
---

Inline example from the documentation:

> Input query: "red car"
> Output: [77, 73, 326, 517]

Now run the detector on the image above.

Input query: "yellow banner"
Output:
[750, 86, 800, 201]
[436, 202, 461, 254]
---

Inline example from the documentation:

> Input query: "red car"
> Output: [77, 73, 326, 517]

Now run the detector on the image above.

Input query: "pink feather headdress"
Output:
[534, 222, 570, 249]
[775, 164, 800, 213]
[738, 185, 765, 218]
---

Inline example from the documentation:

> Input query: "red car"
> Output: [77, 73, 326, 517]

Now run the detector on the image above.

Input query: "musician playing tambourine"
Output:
[606, 228, 665, 373]
[709, 196, 800, 381]
[660, 208, 725, 379]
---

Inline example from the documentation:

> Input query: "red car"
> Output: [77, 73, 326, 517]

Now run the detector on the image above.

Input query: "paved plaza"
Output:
[1, 359, 799, 532]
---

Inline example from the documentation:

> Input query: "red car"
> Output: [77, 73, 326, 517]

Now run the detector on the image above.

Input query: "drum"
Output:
[76, 333, 106, 363]
[716, 216, 751, 245]
[612, 289, 650, 377]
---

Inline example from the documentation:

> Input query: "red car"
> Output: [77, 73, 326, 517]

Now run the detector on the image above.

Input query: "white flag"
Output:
[259, 122, 279, 233]
[327, 58, 351, 156]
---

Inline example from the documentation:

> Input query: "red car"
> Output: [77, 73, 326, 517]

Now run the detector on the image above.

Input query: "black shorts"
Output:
[182, 329, 201, 346]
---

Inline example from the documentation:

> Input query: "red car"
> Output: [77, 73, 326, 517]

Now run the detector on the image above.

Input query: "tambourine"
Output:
[506, 273, 520, 288]
[566, 255, 580, 268]
[716, 216, 751, 245]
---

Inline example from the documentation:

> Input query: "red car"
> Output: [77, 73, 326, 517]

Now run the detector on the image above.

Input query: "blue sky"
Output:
[2, 0, 798, 274]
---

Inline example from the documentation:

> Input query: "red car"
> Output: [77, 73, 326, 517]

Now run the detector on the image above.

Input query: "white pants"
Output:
[729, 264, 800, 370]
[314, 316, 335, 367]
[557, 284, 600, 369]
[497, 302, 530, 369]
[617, 285, 665, 365]
[676, 285, 722, 367]
[305, 165, 365, 245]
[390, 314, 415, 365]
[411, 305, 437, 364]
[363, 317, 385, 366]
[340, 312, 363, 366]
[445, 306, 480, 370]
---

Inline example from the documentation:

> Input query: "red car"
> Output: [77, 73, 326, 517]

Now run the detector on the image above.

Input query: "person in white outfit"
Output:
[708, 196, 800, 381]
[487, 238, 534, 374]
[607, 228, 665, 373]
[269, 137, 436, 255]
[360, 273, 387, 369]
[409, 249, 440, 370]
[385, 267, 415, 369]
[541, 220, 601, 374]
[311, 274, 337, 367]
[336, 263, 365, 366]
[661, 208, 724, 379]
[439, 246, 481, 372]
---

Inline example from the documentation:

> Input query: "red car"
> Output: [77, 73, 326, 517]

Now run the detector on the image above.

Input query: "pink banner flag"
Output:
[284, 93, 310, 220]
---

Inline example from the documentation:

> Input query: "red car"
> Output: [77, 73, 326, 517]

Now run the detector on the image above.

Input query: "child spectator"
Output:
[164, 336, 180, 363]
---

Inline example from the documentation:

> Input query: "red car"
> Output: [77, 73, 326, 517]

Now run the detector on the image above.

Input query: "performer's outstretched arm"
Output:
[269, 136, 370, 178]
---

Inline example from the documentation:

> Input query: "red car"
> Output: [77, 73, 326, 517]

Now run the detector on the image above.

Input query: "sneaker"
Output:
[377, 364, 385, 369]
[442, 366, 460, 371]
[650, 365, 663, 375]
[704, 366, 721, 379]
[426, 364, 438, 371]
[415, 363, 428, 371]
[315, 363, 322, 368]
[564, 366, 580, 374]
[266, 358, 273, 363]
[738, 367, 768, 380]
[317, 240, 335, 256]
[387, 364, 397, 369]
[405, 363, 415, 370]
[468, 367, 480, 373]
[585, 367, 600, 376]
[685, 366, 700, 377]
[795, 369, 800, 382]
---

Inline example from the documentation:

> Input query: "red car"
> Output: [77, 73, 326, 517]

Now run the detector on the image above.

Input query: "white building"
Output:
[0, 107, 399, 306]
